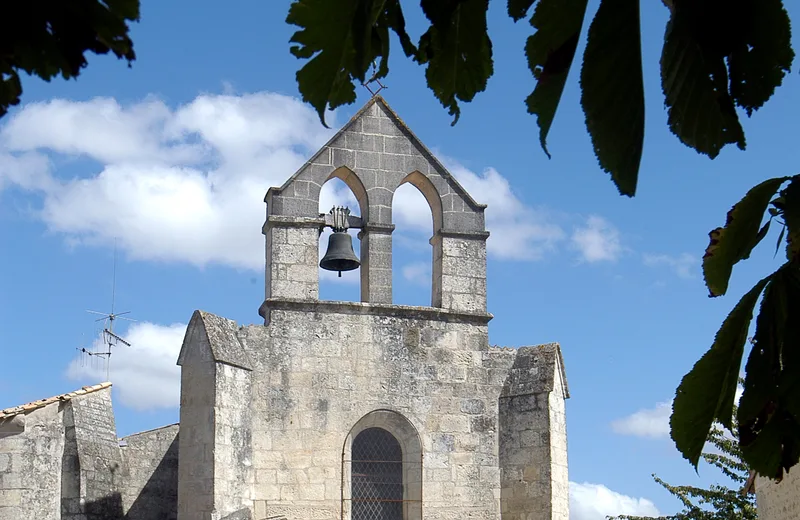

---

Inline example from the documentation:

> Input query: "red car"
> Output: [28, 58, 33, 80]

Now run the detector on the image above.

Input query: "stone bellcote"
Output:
[258, 95, 489, 321]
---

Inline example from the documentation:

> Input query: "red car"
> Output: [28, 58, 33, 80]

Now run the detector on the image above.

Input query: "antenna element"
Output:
[79, 239, 134, 381]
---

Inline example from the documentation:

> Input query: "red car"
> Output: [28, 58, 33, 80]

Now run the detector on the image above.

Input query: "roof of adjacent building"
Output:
[0, 382, 111, 419]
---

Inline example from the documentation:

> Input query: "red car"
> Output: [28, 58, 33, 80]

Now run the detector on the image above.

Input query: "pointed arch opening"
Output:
[318, 167, 368, 302]
[391, 171, 443, 307]
[342, 410, 422, 520]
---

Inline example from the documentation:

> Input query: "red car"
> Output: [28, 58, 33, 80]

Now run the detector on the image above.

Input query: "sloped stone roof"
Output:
[177, 310, 252, 371]
[0, 382, 111, 419]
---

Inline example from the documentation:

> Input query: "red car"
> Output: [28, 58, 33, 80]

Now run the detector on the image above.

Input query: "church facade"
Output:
[0, 96, 570, 520]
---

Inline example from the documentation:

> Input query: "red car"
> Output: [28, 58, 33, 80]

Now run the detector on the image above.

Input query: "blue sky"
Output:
[1, 1, 799, 518]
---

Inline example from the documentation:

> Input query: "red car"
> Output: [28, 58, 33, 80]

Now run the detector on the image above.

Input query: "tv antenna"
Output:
[78, 239, 135, 381]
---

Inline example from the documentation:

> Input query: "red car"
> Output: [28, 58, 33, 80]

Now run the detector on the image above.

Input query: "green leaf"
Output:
[287, 0, 363, 126]
[381, 0, 416, 59]
[660, 12, 746, 158]
[747, 220, 772, 261]
[417, 0, 493, 125]
[728, 0, 794, 116]
[775, 225, 787, 258]
[508, 0, 536, 22]
[703, 177, 788, 297]
[354, 0, 417, 82]
[0, 70, 23, 118]
[738, 265, 800, 477]
[781, 176, 800, 262]
[1, 0, 139, 118]
[352, 0, 389, 81]
[671, 275, 772, 469]
[524, 0, 589, 158]
[579, 0, 645, 197]
[287, 0, 414, 126]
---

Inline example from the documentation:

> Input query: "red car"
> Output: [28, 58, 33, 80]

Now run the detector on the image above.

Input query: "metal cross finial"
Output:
[363, 77, 387, 97]
[363, 61, 387, 96]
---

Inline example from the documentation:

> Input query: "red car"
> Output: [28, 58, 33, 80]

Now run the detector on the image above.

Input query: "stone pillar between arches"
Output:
[358, 223, 394, 304]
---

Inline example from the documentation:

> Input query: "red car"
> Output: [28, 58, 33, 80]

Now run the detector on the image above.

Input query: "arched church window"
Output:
[351, 427, 404, 520]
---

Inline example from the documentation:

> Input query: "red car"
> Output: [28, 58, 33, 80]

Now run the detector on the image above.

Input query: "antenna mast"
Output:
[79, 239, 135, 381]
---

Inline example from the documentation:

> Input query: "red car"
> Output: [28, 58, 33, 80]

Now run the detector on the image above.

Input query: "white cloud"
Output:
[67, 321, 186, 411]
[402, 262, 431, 286]
[0, 92, 567, 269]
[440, 158, 566, 260]
[643, 253, 697, 279]
[570, 482, 661, 520]
[611, 386, 744, 441]
[392, 182, 436, 233]
[0, 151, 53, 191]
[1, 93, 336, 270]
[571, 216, 622, 263]
[611, 401, 672, 439]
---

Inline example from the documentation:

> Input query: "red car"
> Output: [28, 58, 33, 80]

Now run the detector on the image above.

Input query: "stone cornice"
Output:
[259, 298, 492, 325]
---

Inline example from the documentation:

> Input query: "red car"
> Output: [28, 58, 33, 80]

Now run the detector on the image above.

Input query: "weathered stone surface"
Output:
[755, 469, 800, 520]
[176, 300, 570, 520]
[121, 424, 179, 520]
[0, 386, 180, 520]
[178, 310, 253, 371]
[0, 399, 65, 520]
[263, 95, 489, 310]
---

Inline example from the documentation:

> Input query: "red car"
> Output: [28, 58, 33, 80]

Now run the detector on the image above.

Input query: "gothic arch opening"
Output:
[391, 171, 442, 307]
[342, 410, 422, 520]
[318, 168, 366, 302]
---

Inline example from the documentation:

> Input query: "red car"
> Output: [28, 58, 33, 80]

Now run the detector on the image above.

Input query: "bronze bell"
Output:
[320, 231, 360, 277]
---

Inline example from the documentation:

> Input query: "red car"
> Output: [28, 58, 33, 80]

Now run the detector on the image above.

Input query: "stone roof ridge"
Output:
[119, 422, 179, 441]
[0, 382, 112, 419]
[270, 94, 487, 212]
[500, 342, 570, 399]
[177, 310, 253, 371]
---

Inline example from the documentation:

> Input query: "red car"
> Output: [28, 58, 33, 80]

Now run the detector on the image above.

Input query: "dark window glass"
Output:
[351, 427, 403, 520]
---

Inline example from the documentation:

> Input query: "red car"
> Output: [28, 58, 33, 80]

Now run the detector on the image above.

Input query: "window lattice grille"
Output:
[349, 428, 404, 520]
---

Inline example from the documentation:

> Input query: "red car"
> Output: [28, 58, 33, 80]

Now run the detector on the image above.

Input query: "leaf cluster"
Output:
[286, 0, 793, 196]
[0, 0, 140, 118]
[672, 177, 800, 480]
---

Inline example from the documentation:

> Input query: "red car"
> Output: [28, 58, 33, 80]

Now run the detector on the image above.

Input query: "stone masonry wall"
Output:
[177, 338, 217, 520]
[212, 362, 254, 516]
[0, 402, 65, 520]
[121, 424, 179, 520]
[756, 469, 800, 519]
[498, 345, 569, 520]
[1, 387, 181, 520]
[67, 388, 126, 520]
[548, 369, 570, 520]
[263, 96, 489, 310]
[243, 301, 525, 520]
[177, 310, 255, 520]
